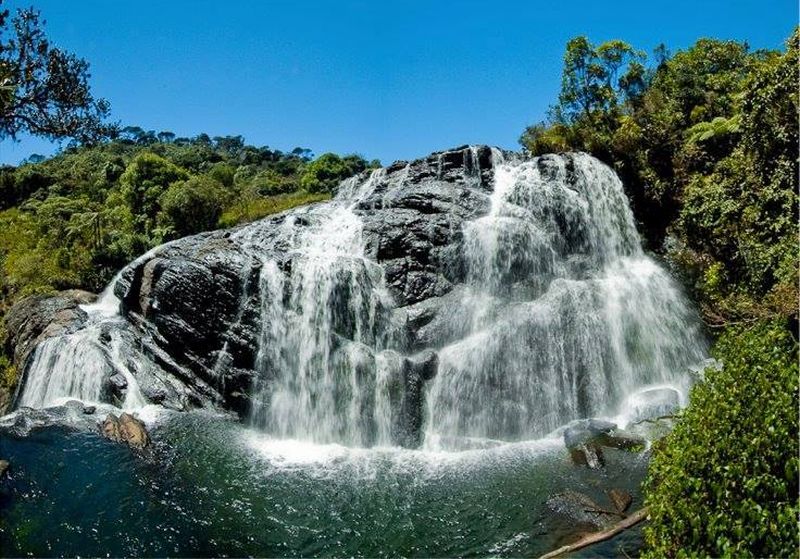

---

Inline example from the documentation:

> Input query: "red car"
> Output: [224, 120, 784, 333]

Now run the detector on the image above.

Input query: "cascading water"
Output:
[13, 147, 707, 453]
[16, 248, 165, 410]
[238, 149, 705, 448]
[423, 153, 705, 446]
[241, 170, 399, 446]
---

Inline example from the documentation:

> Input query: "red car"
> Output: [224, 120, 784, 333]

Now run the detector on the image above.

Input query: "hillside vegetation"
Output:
[521, 30, 798, 557]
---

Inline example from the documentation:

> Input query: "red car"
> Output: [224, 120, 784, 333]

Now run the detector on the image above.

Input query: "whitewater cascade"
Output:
[14, 148, 707, 450]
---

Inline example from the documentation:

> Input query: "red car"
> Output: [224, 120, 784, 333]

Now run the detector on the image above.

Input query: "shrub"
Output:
[643, 321, 799, 558]
[158, 176, 226, 238]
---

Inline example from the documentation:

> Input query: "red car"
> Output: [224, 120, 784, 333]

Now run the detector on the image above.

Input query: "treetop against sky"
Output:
[0, 0, 795, 165]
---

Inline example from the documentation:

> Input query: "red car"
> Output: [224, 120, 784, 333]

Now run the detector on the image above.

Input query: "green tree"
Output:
[300, 153, 371, 193]
[118, 152, 189, 241]
[554, 37, 645, 123]
[158, 176, 225, 238]
[0, 1, 115, 142]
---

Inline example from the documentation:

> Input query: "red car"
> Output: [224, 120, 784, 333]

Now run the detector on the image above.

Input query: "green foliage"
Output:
[159, 176, 226, 238]
[521, 29, 799, 326]
[300, 153, 374, 193]
[643, 321, 799, 558]
[557, 36, 646, 122]
[219, 190, 330, 228]
[0, 0, 114, 142]
[119, 152, 189, 240]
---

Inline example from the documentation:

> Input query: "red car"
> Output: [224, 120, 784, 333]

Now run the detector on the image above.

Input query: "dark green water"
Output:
[0, 411, 647, 557]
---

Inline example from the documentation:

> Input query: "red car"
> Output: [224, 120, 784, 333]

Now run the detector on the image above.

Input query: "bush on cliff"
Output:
[643, 321, 799, 558]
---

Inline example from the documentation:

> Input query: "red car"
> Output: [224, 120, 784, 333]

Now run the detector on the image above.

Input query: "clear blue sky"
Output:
[0, 0, 795, 165]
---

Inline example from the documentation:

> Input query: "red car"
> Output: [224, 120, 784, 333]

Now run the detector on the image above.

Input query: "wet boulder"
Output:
[391, 350, 440, 448]
[101, 412, 150, 449]
[564, 419, 645, 467]
[608, 488, 633, 514]
[596, 428, 646, 451]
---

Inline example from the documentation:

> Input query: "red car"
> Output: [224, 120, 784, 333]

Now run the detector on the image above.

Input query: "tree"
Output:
[157, 130, 176, 144]
[0, 1, 114, 142]
[158, 176, 225, 238]
[118, 152, 188, 239]
[556, 36, 645, 123]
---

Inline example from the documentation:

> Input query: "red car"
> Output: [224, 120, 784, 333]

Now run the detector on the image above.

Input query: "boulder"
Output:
[101, 412, 150, 449]
[0, 459, 9, 478]
[627, 387, 681, 425]
[608, 488, 633, 514]
[564, 419, 645, 467]
[596, 429, 646, 451]
[569, 442, 605, 469]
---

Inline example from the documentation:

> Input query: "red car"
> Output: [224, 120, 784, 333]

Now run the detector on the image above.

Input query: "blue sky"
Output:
[0, 0, 795, 165]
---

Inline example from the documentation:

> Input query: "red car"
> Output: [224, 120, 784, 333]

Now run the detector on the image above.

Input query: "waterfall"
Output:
[14, 148, 707, 451]
[15, 247, 164, 410]
[241, 150, 705, 448]
[423, 153, 705, 446]
[243, 170, 399, 446]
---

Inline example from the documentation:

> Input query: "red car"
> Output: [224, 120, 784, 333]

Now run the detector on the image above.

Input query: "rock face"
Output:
[4, 145, 708, 449]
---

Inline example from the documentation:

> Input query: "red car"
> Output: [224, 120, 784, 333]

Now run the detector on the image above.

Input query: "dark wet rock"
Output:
[101, 412, 149, 449]
[0, 459, 9, 478]
[564, 419, 645, 466]
[569, 442, 605, 469]
[608, 488, 633, 513]
[101, 413, 122, 442]
[0, 404, 101, 436]
[596, 429, 646, 451]
[587, 418, 617, 434]
[546, 490, 618, 530]
[109, 373, 128, 389]
[83, 405, 96, 415]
